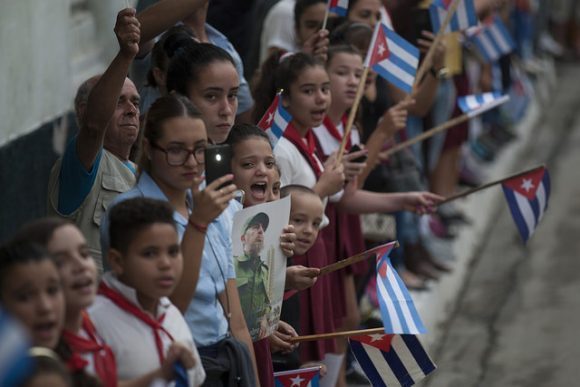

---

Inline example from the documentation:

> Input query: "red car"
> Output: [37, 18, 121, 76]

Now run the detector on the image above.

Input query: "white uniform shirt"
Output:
[260, 0, 299, 64]
[88, 273, 205, 386]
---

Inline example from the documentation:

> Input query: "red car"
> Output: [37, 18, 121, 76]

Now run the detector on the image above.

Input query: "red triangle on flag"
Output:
[275, 368, 318, 387]
[258, 94, 279, 130]
[502, 167, 545, 200]
[368, 25, 390, 67]
[351, 333, 394, 352]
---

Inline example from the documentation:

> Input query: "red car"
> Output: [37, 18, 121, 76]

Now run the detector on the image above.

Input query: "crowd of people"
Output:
[0, 0, 574, 386]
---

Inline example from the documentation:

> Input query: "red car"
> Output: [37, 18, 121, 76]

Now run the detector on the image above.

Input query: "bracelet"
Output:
[188, 218, 208, 234]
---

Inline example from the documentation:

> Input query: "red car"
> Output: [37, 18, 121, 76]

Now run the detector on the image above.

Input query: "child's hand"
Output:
[285, 265, 319, 290]
[342, 148, 367, 181]
[402, 191, 444, 214]
[280, 225, 296, 257]
[317, 153, 345, 197]
[302, 29, 330, 62]
[161, 342, 196, 381]
[190, 174, 237, 227]
[269, 320, 298, 353]
[114, 8, 140, 59]
[377, 99, 415, 137]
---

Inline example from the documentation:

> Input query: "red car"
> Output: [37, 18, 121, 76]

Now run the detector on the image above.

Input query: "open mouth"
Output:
[71, 278, 94, 293]
[250, 182, 267, 200]
[33, 321, 57, 340]
[311, 109, 326, 122]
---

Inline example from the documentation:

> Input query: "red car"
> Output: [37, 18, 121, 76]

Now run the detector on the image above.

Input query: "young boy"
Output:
[0, 240, 65, 350]
[88, 197, 205, 386]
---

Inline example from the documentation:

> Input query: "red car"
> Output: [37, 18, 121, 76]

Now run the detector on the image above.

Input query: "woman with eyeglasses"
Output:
[99, 93, 237, 307]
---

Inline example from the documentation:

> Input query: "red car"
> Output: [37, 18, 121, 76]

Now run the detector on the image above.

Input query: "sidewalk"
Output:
[415, 57, 557, 353]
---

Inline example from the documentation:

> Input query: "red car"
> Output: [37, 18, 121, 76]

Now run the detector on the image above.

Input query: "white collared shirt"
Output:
[88, 273, 205, 386]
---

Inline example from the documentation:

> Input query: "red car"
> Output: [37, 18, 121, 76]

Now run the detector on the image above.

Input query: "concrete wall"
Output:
[0, 0, 128, 241]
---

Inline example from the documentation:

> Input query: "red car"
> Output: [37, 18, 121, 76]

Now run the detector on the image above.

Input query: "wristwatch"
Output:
[430, 66, 449, 80]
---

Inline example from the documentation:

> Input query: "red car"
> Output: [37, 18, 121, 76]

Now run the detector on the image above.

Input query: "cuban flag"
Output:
[328, 0, 349, 17]
[376, 248, 426, 334]
[365, 22, 419, 94]
[274, 366, 321, 387]
[501, 166, 550, 243]
[457, 92, 510, 117]
[0, 309, 32, 387]
[349, 334, 436, 386]
[257, 92, 293, 148]
[430, 0, 478, 33]
[467, 17, 515, 62]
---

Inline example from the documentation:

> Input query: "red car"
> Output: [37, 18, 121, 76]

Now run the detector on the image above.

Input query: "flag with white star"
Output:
[365, 22, 419, 94]
[429, 0, 478, 33]
[376, 250, 426, 334]
[349, 334, 436, 386]
[501, 166, 550, 242]
[257, 92, 293, 148]
[328, 0, 349, 16]
[274, 366, 320, 387]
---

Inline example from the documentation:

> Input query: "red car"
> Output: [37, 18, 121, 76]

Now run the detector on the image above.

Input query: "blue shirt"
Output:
[99, 171, 243, 347]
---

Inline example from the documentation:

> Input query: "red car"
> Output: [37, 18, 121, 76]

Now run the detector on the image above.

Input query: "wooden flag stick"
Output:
[289, 327, 386, 343]
[337, 66, 370, 162]
[321, 2, 331, 31]
[382, 112, 471, 158]
[318, 241, 399, 276]
[439, 165, 546, 205]
[412, 0, 462, 92]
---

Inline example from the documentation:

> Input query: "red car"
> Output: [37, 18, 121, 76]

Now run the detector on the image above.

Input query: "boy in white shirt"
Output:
[89, 197, 205, 386]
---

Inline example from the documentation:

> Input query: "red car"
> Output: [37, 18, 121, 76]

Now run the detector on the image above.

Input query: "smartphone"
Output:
[349, 144, 368, 163]
[204, 144, 232, 188]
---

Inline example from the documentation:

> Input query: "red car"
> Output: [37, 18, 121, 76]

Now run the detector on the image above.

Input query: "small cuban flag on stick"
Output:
[466, 16, 515, 62]
[274, 366, 321, 387]
[365, 22, 419, 95]
[457, 92, 509, 117]
[430, 0, 478, 33]
[322, 0, 349, 29]
[349, 334, 436, 386]
[376, 248, 426, 334]
[257, 91, 292, 148]
[501, 166, 550, 243]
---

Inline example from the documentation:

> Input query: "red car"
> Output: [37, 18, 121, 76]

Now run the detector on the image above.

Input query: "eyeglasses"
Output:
[150, 142, 205, 166]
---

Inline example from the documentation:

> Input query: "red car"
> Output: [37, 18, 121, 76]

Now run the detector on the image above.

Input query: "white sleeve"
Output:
[260, 1, 297, 63]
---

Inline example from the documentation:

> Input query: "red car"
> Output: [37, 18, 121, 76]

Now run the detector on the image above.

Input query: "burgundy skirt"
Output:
[293, 235, 338, 362]
[321, 203, 347, 327]
[443, 74, 470, 150]
[253, 338, 274, 387]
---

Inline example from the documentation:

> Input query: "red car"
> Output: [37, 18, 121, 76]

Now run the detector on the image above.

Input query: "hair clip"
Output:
[279, 51, 296, 63]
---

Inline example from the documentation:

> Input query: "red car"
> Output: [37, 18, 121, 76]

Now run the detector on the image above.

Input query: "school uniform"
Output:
[62, 312, 117, 387]
[274, 125, 338, 362]
[89, 273, 206, 386]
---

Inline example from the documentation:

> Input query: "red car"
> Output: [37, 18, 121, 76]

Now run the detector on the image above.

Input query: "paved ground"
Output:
[423, 62, 580, 387]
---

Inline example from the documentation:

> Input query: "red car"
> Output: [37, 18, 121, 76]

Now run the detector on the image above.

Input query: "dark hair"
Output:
[12, 217, 73, 248]
[252, 52, 323, 122]
[329, 21, 373, 52]
[108, 198, 177, 254]
[0, 240, 54, 293]
[138, 94, 203, 174]
[326, 44, 363, 66]
[226, 123, 272, 154]
[294, 0, 326, 28]
[146, 25, 195, 88]
[280, 184, 317, 198]
[22, 348, 73, 387]
[166, 41, 236, 97]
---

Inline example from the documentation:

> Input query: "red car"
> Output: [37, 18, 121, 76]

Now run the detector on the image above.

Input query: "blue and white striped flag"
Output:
[365, 22, 419, 94]
[0, 309, 31, 387]
[257, 93, 293, 148]
[502, 166, 550, 243]
[376, 249, 426, 334]
[430, 0, 478, 33]
[457, 92, 510, 116]
[467, 17, 515, 62]
[349, 334, 436, 386]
